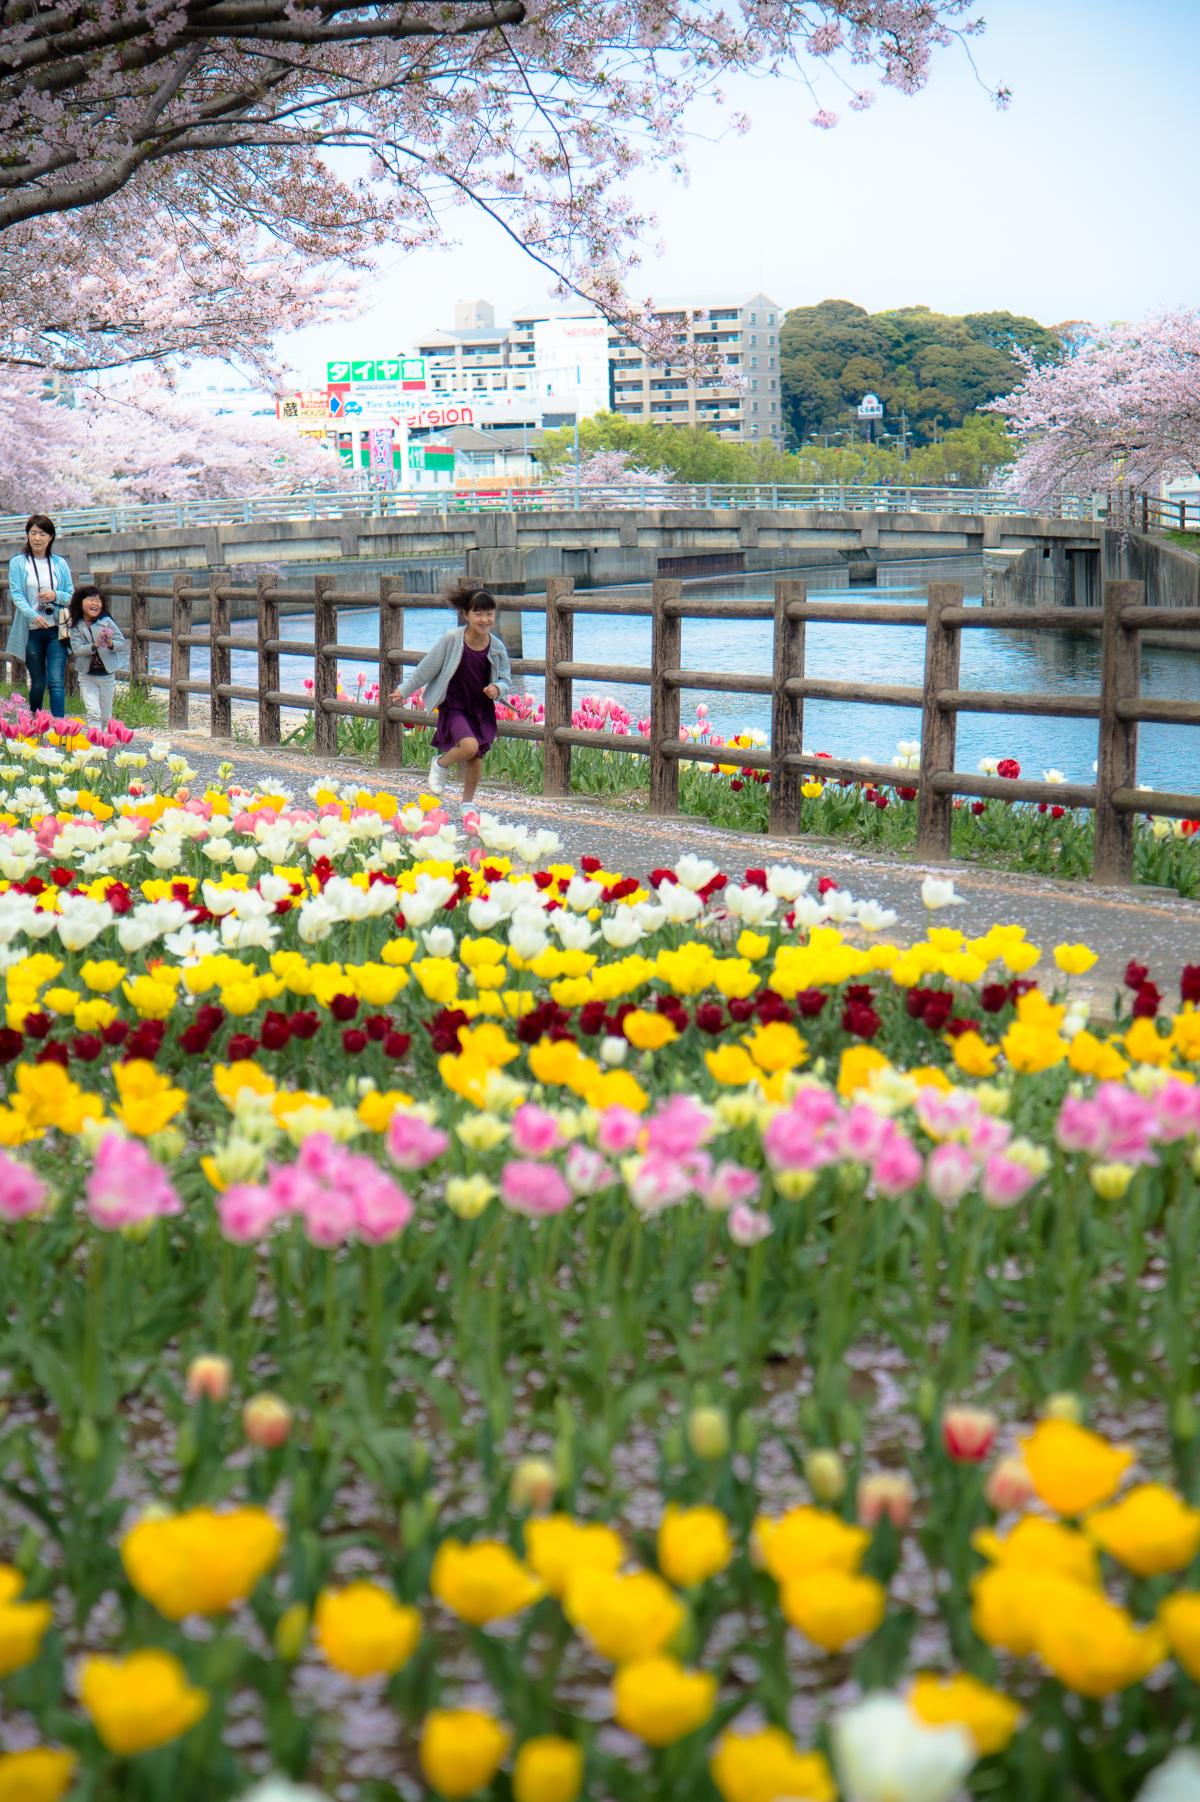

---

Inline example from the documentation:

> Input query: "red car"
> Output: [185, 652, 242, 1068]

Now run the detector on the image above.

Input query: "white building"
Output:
[609, 293, 783, 443]
[414, 299, 608, 426]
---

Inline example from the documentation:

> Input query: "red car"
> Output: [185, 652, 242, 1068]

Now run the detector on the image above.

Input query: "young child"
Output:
[391, 580, 512, 804]
[68, 585, 127, 727]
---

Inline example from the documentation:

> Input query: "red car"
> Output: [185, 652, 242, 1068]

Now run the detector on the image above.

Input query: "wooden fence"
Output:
[1108, 491, 1200, 536]
[3, 570, 1200, 887]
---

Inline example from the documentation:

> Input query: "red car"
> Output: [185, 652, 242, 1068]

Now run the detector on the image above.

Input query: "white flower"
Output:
[920, 877, 964, 910]
[421, 926, 455, 958]
[791, 894, 829, 928]
[599, 1035, 628, 1066]
[400, 873, 455, 928]
[508, 907, 550, 961]
[236, 1777, 332, 1802]
[232, 846, 260, 874]
[566, 876, 602, 912]
[147, 840, 184, 872]
[724, 884, 778, 926]
[203, 838, 234, 864]
[1137, 1749, 1200, 1802]
[658, 882, 704, 924]
[221, 912, 278, 952]
[512, 828, 561, 866]
[766, 866, 811, 901]
[468, 897, 503, 933]
[832, 1693, 975, 1802]
[148, 740, 171, 762]
[296, 899, 336, 945]
[56, 895, 114, 952]
[1042, 768, 1066, 784]
[822, 888, 858, 923]
[855, 900, 898, 933]
[258, 874, 293, 905]
[978, 757, 999, 777]
[163, 926, 221, 961]
[896, 739, 920, 759]
[202, 882, 240, 916]
[600, 912, 644, 949]
[116, 915, 162, 954]
[675, 854, 720, 892]
[550, 912, 597, 951]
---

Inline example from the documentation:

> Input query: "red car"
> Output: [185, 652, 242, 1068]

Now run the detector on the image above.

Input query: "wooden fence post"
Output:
[378, 576, 406, 768]
[915, 582, 963, 862]
[209, 568, 231, 739]
[1093, 578, 1143, 886]
[1141, 493, 1149, 534]
[649, 576, 682, 817]
[313, 572, 338, 759]
[543, 575, 574, 796]
[168, 572, 192, 729]
[769, 578, 806, 836]
[257, 571, 281, 748]
[129, 574, 149, 687]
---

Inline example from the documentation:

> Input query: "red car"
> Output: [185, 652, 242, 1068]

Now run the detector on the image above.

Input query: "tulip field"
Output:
[4, 705, 1200, 1802]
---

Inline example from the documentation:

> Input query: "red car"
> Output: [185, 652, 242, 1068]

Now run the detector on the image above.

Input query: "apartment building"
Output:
[414, 299, 608, 424]
[608, 293, 783, 442]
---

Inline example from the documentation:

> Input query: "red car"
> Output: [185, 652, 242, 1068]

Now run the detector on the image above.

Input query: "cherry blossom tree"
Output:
[0, 376, 340, 512]
[991, 309, 1200, 503]
[549, 448, 671, 488]
[0, 2, 1006, 377]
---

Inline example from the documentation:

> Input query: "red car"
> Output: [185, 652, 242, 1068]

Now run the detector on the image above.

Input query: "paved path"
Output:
[165, 729, 1200, 1016]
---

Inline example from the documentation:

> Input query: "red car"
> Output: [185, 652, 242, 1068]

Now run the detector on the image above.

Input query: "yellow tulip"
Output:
[525, 1515, 623, 1599]
[430, 1538, 542, 1626]
[710, 1726, 836, 1802]
[744, 1021, 807, 1073]
[0, 1567, 52, 1677]
[79, 1650, 208, 1756]
[612, 1655, 716, 1746]
[1086, 1484, 1200, 1577]
[419, 1710, 510, 1800]
[704, 1045, 759, 1087]
[836, 1044, 890, 1099]
[657, 1504, 733, 1589]
[1037, 1591, 1166, 1697]
[622, 1009, 679, 1051]
[951, 1031, 999, 1079]
[120, 1507, 283, 1619]
[909, 1672, 1022, 1755]
[753, 1505, 869, 1582]
[779, 1568, 886, 1651]
[973, 1515, 1099, 1587]
[0, 1749, 77, 1802]
[314, 1580, 420, 1678]
[1053, 943, 1098, 975]
[564, 1568, 682, 1665]
[1160, 1592, 1200, 1680]
[512, 1736, 584, 1802]
[111, 1060, 187, 1138]
[971, 1566, 1085, 1658]
[1019, 1419, 1133, 1517]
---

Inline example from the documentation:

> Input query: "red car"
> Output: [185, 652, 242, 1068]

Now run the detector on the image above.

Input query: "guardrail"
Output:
[0, 483, 1106, 538]
[1107, 490, 1200, 536]
[3, 567, 1186, 888]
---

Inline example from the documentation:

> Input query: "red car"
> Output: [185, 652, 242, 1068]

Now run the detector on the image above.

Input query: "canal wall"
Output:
[984, 530, 1200, 650]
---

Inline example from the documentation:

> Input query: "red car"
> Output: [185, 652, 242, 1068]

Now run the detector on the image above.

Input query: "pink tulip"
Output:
[510, 1103, 564, 1159]
[500, 1159, 573, 1218]
[728, 1202, 773, 1246]
[646, 1094, 711, 1159]
[625, 1154, 692, 1214]
[387, 1113, 450, 1171]
[924, 1141, 978, 1206]
[698, 1159, 761, 1212]
[871, 1134, 924, 1198]
[980, 1153, 1039, 1210]
[86, 1134, 181, 1230]
[0, 1150, 47, 1223]
[564, 1142, 614, 1194]
[595, 1105, 642, 1156]
[354, 1171, 415, 1244]
[218, 1182, 284, 1244]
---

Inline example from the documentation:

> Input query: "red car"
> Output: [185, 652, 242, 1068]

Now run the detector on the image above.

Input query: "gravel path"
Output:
[163, 726, 1200, 1015]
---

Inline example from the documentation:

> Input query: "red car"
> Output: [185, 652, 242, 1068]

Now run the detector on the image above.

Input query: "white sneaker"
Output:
[427, 754, 446, 796]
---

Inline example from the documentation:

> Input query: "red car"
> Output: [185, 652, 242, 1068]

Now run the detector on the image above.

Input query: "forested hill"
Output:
[781, 300, 1064, 447]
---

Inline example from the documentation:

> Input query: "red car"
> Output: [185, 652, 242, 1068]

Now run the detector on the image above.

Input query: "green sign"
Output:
[326, 357, 425, 385]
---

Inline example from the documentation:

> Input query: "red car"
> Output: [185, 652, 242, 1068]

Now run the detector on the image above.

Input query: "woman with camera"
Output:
[6, 514, 74, 717]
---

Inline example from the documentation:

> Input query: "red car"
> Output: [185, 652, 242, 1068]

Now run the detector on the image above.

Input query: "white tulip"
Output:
[600, 912, 644, 949]
[296, 900, 336, 944]
[116, 916, 161, 954]
[468, 898, 503, 932]
[258, 874, 292, 904]
[832, 1693, 975, 1802]
[920, 876, 964, 910]
[855, 900, 898, 933]
[822, 888, 858, 923]
[236, 1778, 331, 1802]
[202, 838, 234, 864]
[422, 926, 456, 957]
[202, 883, 240, 916]
[56, 895, 114, 952]
[766, 866, 811, 901]
[163, 926, 221, 960]
[1137, 1749, 1200, 1802]
[550, 912, 596, 951]
[978, 757, 999, 776]
[674, 854, 720, 892]
[599, 1035, 628, 1066]
[232, 846, 259, 873]
[724, 884, 778, 925]
[221, 913, 278, 951]
[791, 894, 830, 928]
[1042, 768, 1066, 784]
[566, 876, 602, 912]
[658, 883, 703, 924]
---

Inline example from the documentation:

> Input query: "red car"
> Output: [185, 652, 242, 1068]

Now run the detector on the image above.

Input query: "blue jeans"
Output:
[23, 624, 68, 717]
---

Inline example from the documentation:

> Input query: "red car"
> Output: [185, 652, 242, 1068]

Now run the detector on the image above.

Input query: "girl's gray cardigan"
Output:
[69, 616, 128, 676]
[396, 627, 511, 710]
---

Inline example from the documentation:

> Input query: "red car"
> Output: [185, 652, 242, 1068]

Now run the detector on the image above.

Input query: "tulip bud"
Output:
[915, 1377, 938, 1424]
[1173, 1393, 1199, 1443]
[773, 1169, 817, 1201]
[1042, 1391, 1083, 1425]
[243, 1392, 292, 1448]
[186, 1353, 232, 1404]
[510, 1456, 558, 1514]
[410, 1437, 431, 1483]
[686, 1405, 730, 1461]
[941, 1405, 999, 1464]
[273, 1601, 310, 1663]
[72, 1414, 101, 1464]
[984, 1455, 1035, 1514]
[147, 1127, 186, 1163]
[175, 1419, 198, 1470]
[857, 1470, 914, 1529]
[310, 1412, 332, 1456]
[805, 1448, 847, 1504]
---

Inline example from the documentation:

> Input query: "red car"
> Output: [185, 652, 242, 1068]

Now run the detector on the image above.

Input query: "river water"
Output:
[156, 555, 1200, 796]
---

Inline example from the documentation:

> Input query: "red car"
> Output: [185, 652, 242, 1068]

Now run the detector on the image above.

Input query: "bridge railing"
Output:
[27, 567, 1189, 888]
[0, 482, 1105, 538]
[1107, 490, 1200, 536]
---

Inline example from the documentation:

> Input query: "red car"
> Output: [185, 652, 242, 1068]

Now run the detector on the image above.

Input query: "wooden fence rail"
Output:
[2, 570, 1199, 887]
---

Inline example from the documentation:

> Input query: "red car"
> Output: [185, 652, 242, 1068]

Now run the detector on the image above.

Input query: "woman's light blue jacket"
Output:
[6, 551, 73, 660]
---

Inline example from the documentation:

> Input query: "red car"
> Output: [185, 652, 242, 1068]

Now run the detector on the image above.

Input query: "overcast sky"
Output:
[271, 0, 1198, 382]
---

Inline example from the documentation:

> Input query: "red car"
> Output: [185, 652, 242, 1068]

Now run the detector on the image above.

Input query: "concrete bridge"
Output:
[18, 501, 1200, 646]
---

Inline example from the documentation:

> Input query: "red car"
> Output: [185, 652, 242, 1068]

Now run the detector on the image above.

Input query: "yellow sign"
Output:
[277, 393, 330, 425]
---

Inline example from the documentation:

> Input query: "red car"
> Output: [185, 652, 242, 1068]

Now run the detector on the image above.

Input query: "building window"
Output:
[750, 357, 758, 369]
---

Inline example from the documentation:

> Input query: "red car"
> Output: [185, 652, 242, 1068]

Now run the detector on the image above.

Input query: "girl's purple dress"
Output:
[432, 639, 497, 755]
